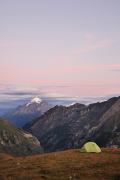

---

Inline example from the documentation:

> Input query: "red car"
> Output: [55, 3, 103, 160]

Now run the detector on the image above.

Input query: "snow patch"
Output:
[31, 97, 42, 104]
[65, 102, 76, 107]
[26, 97, 42, 107]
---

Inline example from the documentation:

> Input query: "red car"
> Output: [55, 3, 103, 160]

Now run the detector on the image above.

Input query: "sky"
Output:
[0, 0, 120, 109]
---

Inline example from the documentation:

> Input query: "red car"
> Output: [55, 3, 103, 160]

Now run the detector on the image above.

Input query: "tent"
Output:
[80, 142, 101, 153]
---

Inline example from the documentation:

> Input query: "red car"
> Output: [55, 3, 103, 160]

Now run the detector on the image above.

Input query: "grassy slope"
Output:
[0, 149, 120, 180]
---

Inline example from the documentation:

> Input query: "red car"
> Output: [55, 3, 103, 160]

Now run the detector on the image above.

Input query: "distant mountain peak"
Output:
[4, 96, 53, 127]
[26, 97, 42, 107]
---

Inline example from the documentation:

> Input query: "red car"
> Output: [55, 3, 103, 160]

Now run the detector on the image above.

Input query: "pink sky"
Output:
[0, 0, 120, 98]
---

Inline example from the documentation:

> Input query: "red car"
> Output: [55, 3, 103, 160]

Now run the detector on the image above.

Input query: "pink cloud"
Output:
[1, 63, 120, 83]
[78, 33, 113, 53]
[106, 64, 120, 71]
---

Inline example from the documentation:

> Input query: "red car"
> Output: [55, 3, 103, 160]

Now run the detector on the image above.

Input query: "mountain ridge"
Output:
[24, 96, 120, 152]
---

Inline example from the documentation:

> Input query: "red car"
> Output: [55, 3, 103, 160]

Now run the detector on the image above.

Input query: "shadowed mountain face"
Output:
[89, 98, 120, 147]
[24, 97, 120, 152]
[0, 118, 43, 156]
[4, 97, 53, 127]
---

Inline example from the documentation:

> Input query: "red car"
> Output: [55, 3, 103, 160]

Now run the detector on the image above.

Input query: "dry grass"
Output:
[0, 148, 120, 180]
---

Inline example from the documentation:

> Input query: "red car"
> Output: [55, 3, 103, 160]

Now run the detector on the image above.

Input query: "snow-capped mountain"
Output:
[3, 97, 53, 127]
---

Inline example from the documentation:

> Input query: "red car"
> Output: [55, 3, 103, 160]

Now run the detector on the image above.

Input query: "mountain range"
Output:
[0, 95, 120, 155]
[4, 97, 53, 127]
[24, 96, 120, 152]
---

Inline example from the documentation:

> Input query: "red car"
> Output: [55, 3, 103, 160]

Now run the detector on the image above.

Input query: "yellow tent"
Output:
[80, 142, 101, 153]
